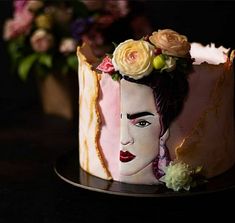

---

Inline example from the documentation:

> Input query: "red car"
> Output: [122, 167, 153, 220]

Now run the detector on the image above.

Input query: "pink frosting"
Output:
[98, 73, 120, 180]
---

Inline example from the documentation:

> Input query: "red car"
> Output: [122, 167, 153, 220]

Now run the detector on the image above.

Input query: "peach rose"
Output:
[149, 29, 190, 57]
[112, 39, 154, 79]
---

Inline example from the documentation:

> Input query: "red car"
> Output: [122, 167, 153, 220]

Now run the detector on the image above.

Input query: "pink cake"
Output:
[77, 29, 234, 191]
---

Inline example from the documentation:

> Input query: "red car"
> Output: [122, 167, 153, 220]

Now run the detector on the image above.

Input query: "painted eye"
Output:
[135, 120, 151, 128]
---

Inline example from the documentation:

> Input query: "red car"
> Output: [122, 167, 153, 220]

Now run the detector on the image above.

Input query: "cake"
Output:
[77, 29, 234, 191]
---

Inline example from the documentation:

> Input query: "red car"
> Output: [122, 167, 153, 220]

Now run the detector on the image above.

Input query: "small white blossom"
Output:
[160, 161, 194, 191]
[161, 56, 176, 72]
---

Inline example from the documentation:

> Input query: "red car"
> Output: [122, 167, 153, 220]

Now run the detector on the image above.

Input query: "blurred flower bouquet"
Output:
[3, 0, 130, 81]
[3, 0, 133, 119]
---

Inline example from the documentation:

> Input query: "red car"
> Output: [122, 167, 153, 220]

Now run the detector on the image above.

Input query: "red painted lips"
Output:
[120, 150, 136, 162]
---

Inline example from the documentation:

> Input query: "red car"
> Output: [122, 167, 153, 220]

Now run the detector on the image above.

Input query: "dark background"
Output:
[0, 1, 235, 222]
[1, 0, 235, 116]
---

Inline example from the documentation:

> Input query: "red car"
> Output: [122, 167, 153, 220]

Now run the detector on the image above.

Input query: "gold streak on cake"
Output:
[176, 62, 234, 177]
[84, 139, 89, 172]
[88, 99, 95, 129]
[77, 44, 112, 180]
[175, 139, 185, 155]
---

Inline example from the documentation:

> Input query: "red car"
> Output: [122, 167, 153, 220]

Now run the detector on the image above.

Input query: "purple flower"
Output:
[71, 17, 94, 42]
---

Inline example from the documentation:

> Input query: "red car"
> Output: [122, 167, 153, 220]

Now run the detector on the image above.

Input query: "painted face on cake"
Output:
[120, 79, 161, 176]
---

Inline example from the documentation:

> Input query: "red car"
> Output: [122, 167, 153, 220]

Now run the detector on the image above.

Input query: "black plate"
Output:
[54, 150, 235, 197]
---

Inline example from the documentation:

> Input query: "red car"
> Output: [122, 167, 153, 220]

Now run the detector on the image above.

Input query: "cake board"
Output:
[54, 150, 235, 197]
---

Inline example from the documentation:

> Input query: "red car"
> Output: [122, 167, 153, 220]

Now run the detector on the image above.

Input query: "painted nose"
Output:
[121, 137, 134, 146]
[121, 118, 134, 146]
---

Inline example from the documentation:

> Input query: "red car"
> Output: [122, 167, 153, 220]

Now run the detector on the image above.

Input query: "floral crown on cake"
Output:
[97, 29, 194, 81]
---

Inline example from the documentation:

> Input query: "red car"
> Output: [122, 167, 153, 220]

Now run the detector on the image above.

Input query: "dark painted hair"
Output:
[123, 66, 191, 137]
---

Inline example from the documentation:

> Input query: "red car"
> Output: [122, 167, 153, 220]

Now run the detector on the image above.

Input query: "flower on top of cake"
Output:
[95, 29, 208, 192]
[96, 28, 194, 81]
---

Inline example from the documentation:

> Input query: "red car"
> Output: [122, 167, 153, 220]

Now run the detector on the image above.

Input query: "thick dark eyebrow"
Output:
[127, 112, 154, 120]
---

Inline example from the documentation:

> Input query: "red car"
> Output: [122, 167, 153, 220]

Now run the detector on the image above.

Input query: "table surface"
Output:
[0, 107, 234, 222]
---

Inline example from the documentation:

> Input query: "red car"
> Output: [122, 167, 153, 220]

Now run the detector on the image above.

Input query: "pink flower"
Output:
[3, 9, 33, 40]
[14, 0, 28, 14]
[59, 38, 77, 54]
[97, 56, 115, 74]
[30, 29, 54, 53]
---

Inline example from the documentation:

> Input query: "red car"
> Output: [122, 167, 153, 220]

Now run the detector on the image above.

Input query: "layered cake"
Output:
[77, 29, 234, 191]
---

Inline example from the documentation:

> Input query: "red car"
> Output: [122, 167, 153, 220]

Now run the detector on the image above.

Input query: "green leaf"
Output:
[112, 42, 118, 48]
[67, 55, 78, 71]
[34, 63, 48, 79]
[7, 36, 27, 74]
[105, 53, 113, 58]
[8, 41, 23, 62]
[38, 53, 52, 68]
[111, 73, 121, 81]
[18, 54, 38, 81]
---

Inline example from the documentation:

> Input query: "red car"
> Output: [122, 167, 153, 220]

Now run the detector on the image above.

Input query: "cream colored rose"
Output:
[149, 29, 190, 57]
[160, 161, 193, 191]
[112, 39, 154, 79]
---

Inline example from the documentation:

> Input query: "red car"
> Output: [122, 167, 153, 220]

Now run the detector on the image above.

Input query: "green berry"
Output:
[153, 55, 165, 70]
